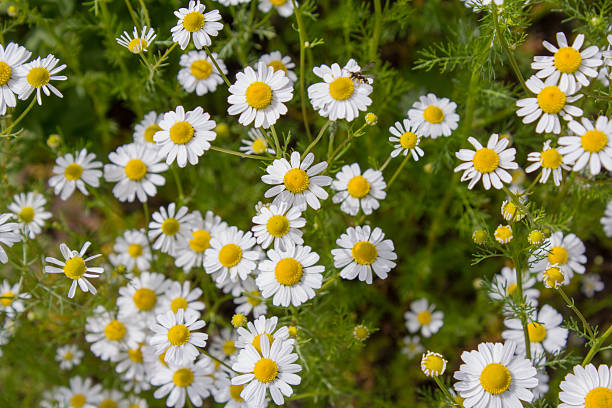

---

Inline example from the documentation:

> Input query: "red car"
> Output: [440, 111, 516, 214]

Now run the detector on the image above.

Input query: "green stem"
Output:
[491, 5, 528, 93]
[270, 125, 282, 158]
[209, 145, 273, 160]
[369, 0, 382, 61]
[123, 0, 140, 30]
[302, 120, 331, 158]
[172, 166, 184, 202]
[378, 155, 393, 172]
[559, 288, 594, 338]
[0, 97, 37, 137]
[513, 258, 532, 360]
[204, 46, 232, 87]
[386, 154, 411, 188]
[199, 348, 236, 372]
[583, 324, 612, 366]
[148, 43, 178, 81]
[292, 0, 313, 141]
[433, 377, 455, 404]
[520, 172, 542, 198]
[327, 133, 355, 164]
[317, 272, 341, 293]
[137, 0, 151, 27]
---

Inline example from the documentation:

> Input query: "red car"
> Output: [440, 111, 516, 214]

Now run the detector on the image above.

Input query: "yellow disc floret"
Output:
[63, 257, 87, 280]
[423, 106, 444, 124]
[125, 159, 147, 181]
[251, 138, 267, 154]
[223, 340, 236, 356]
[144, 124, 162, 143]
[100, 400, 118, 408]
[132, 288, 157, 311]
[172, 367, 195, 387]
[219, 243, 242, 267]
[541, 147, 563, 169]
[537, 86, 566, 114]
[189, 229, 211, 253]
[0, 291, 15, 307]
[252, 333, 274, 354]
[585, 387, 612, 408]
[422, 353, 446, 377]
[161, 218, 180, 236]
[548, 246, 568, 265]
[283, 168, 310, 193]
[581, 130, 608, 153]
[127, 38, 147, 54]
[168, 324, 190, 346]
[480, 363, 512, 395]
[104, 320, 127, 341]
[417, 311, 432, 326]
[64, 163, 83, 181]
[245, 82, 273, 109]
[190, 59, 213, 79]
[554, 47, 582, 74]
[266, 215, 290, 237]
[18, 207, 35, 223]
[400, 132, 418, 149]
[169, 121, 195, 145]
[170, 297, 189, 314]
[128, 243, 143, 258]
[352, 241, 378, 265]
[182, 12, 205, 32]
[329, 77, 354, 101]
[70, 394, 87, 408]
[267, 60, 287, 73]
[230, 384, 245, 401]
[347, 175, 371, 199]
[528, 230, 545, 245]
[0, 61, 12, 86]
[128, 346, 143, 363]
[544, 266, 565, 289]
[253, 358, 279, 383]
[26, 67, 50, 88]
[527, 322, 547, 343]
[231, 313, 247, 328]
[472, 148, 500, 173]
[274, 257, 303, 286]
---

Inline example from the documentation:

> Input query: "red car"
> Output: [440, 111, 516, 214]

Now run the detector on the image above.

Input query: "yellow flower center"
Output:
[0, 291, 15, 307]
[245, 81, 273, 109]
[423, 354, 445, 376]
[0, 61, 12, 86]
[537, 86, 566, 114]
[544, 266, 564, 288]
[417, 311, 432, 326]
[548, 246, 568, 265]
[581, 130, 608, 153]
[353, 325, 369, 340]
[423, 106, 444, 124]
[472, 148, 500, 173]
[104, 320, 127, 341]
[161, 218, 180, 236]
[128, 346, 143, 363]
[454, 396, 466, 407]
[270, 0, 287, 5]
[251, 138, 267, 154]
[267, 60, 287, 73]
[554, 47, 582, 74]
[190, 59, 213, 79]
[189, 229, 211, 253]
[168, 324, 190, 346]
[351, 241, 378, 265]
[132, 288, 157, 311]
[63, 257, 86, 280]
[124, 159, 147, 181]
[100, 400, 118, 408]
[128, 243, 143, 258]
[63, 163, 83, 181]
[231, 313, 247, 328]
[252, 333, 274, 354]
[223, 339, 236, 356]
[169, 121, 194, 145]
[503, 202, 519, 219]
[494, 226, 513, 243]
[247, 291, 262, 307]
[347, 175, 371, 199]
[218, 243, 242, 267]
[172, 368, 194, 387]
[266, 215, 290, 237]
[528, 230, 545, 244]
[230, 384, 244, 401]
[64, 352, 73, 360]
[274, 257, 303, 286]
[283, 168, 309, 193]
[527, 322, 547, 343]
[144, 124, 162, 143]
[253, 358, 279, 383]
[127, 38, 147, 54]
[18, 206, 35, 223]
[541, 148, 563, 169]
[70, 394, 86, 408]
[170, 297, 189, 314]
[585, 387, 612, 408]
[26, 67, 50, 88]
[158, 348, 169, 367]
[182, 11, 205, 32]
[400, 132, 418, 149]
[480, 363, 511, 395]
[329, 77, 354, 101]
[507, 283, 517, 295]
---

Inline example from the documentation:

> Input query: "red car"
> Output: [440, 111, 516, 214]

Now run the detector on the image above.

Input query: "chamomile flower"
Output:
[602, 200, 612, 237]
[174, 210, 227, 272]
[151, 309, 208, 365]
[227, 61, 293, 128]
[148, 203, 194, 256]
[494, 225, 513, 244]
[0, 279, 30, 318]
[16, 54, 66, 105]
[117, 272, 168, 325]
[542, 264, 569, 289]
[0, 42, 31, 115]
[209, 327, 239, 362]
[104, 142, 168, 202]
[331, 225, 397, 284]
[115, 342, 147, 384]
[116, 26, 156, 54]
[150, 357, 215, 408]
[49, 149, 103, 200]
[240, 128, 275, 155]
[581, 274, 604, 298]
[489, 266, 540, 308]
[0, 213, 19, 263]
[530, 231, 586, 280]
[501, 200, 526, 222]
[159, 280, 206, 315]
[213, 371, 260, 407]
[231, 336, 301, 406]
[57, 376, 102, 408]
[388, 119, 424, 160]
[126, 396, 148, 408]
[262, 151, 332, 211]
[178, 50, 227, 95]
[234, 278, 268, 318]
[559, 116, 612, 175]
[44, 242, 104, 298]
[257, 51, 297, 83]
[515, 75, 583, 134]
[97, 390, 124, 408]
[421, 351, 447, 377]
[110, 229, 152, 273]
[171, 1, 223, 50]
[531, 32, 602, 94]
[526, 140, 569, 186]
[8, 191, 52, 239]
[454, 341, 538, 408]
[133, 111, 162, 145]
[235, 315, 291, 353]
[404, 298, 444, 338]
[56, 344, 84, 370]
[204, 226, 259, 284]
[154, 106, 217, 168]
[85, 305, 144, 361]
[256, 242, 323, 307]
[558, 364, 612, 408]
[307, 58, 372, 122]
[251, 202, 305, 250]
[408, 93, 459, 138]
[401, 336, 425, 359]
[258, 0, 296, 17]
[454, 133, 518, 190]
[331, 163, 387, 216]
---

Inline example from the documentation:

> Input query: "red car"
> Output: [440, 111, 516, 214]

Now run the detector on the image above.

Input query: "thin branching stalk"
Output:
[369, 0, 382, 61]
[148, 42, 178, 81]
[491, 4, 528, 93]
[386, 154, 410, 188]
[0, 97, 37, 137]
[270, 124, 282, 158]
[292, 0, 313, 141]
[582, 324, 612, 366]
[209, 145, 274, 160]
[302, 120, 331, 158]
[558, 287, 594, 338]
[204, 46, 232, 87]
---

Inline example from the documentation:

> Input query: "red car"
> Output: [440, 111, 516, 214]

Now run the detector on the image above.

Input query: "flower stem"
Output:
[302, 120, 331, 159]
[270, 124, 282, 158]
[137, 0, 150, 27]
[317, 272, 341, 293]
[199, 348, 235, 372]
[386, 153, 411, 188]
[148, 42, 178, 81]
[378, 155, 393, 172]
[0, 97, 37, 137]
[491, 4, 528, 93]
[171, 166, 184, 202]
[582, 324, 612, 366]
[433, 377, 455, 404]
[520, 172, 542, 198]
[209, 145, 273, 160]
[204, 46, 232, 87]
[369, 0, 382, 61]
[292, 0, 313, 141]
[559, 287, 594, 338]
[513, 259, 532, 360]
[123, 0, 140, 30]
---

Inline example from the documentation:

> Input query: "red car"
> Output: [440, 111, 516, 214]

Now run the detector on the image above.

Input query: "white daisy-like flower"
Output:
[502, 305, 569, 361]
[0, 42, 31, 115]
[126, 395, 148, 408]
[104, 142, 168, 202]
[49, 148, 103, 200]
[171, 0, 223, 50]
[525, 139, 570, 186]
[515, 75, 583, 134]
[602, 200, 612, 237]
[154, 105, 217, 168]
[581, 274, 604, 298]
[57, 376, 102, 408]
[216, 273, 249, 297]
[251, 202, 304, 250]
[0, 213, 19, 263]
[227, 61, 293, 128]
[150, 309, 208, 365]
[8, 192, 52, 239]
[151, 357, 215, 408]
[115, 342, 147, 384]
[204, 226, 259, 284]
[401, 335, 425, 359]
[500, 200, 526, 222]
[258, 0, 296, 17]
[110, 229, 152, 273]
[454, 341, 538, 408]
[258, 51, 297, 83]
[213, 371, 262, 407]
[388, 119, 424, 160]
[122, 376, 151, 395]
[0, 279, 30, 318]
[454, 133, 518, 190]
[116, 26, 156, 54]
[331, 225, 397, 284]
[421, 351, 447, 377]
[159, 280, 206, 315]
[331, 163, 387, 216]
[558, 364, 612, 408]
[97, 389, 124, 408]
[531, 32, 602, 94]
[489, 266, 540, 309]
[262, 151, 332, 211]
[234, 278, 268, 318]
[231, 335, 301, 406]
[235, 315, 291, 353]
[542, 264, 569, 289]
[44, 241, 103, 298]
[55, 344, 84, 370]
[494, 224, 514, 244]
[307, 58, 372, 122]
[85, 305, 144, 361]
[240, 128, 275, 155]
[209, 327, 239, 362]
[117, 272, 168, 325]
[148, 203, 194, 256]
[530, 231, 586, 281]
[133, 110, 162, 145]
[404, 298, 444, 338]
[15, 54, 67, 105]
[256, 242, 323, 307]
[174, 210, 227, 272]
[559, 116, 612, 175]
[407, 93, 459, 138]
[178, 50, 227, 96]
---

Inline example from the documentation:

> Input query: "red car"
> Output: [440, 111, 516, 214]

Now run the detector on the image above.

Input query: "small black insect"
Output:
[349, 62, 378, 84]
